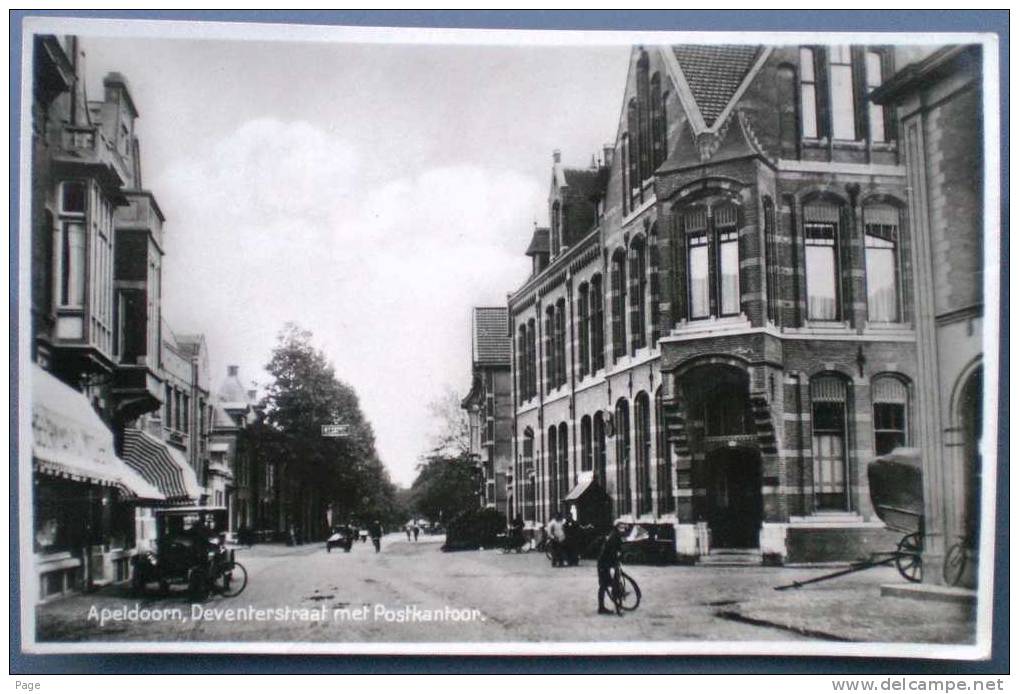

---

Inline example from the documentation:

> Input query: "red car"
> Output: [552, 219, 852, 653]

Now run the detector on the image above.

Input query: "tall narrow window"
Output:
[627, 99, 641, 209]
[517, 324, 528, 399]
[551, 201, 561, 257]
[547, 425, 558, 514]
[611, 251, 627, 360]
[629, 237, 647, 352]
[634, 393, 652, 516]
[522, 430, 535, 522]
[866, 50, 886, 142]
[873, 376, 908, 456]
[811, 375, 849, 511]
[593, 412, 607, 489]
[590, 275, 605, 372]
[655, 389, 675, 513]
[580, 416, 593, 472]
[650, 73, 665, 169]
[649, 242, 661, 346]
[864, 205, 900, 323]
[578, 283, 590, 378]
[555, 299, 567, 388]
[558, 421, 569, 499]
[829, 45, 856, 140]
[59, 181, 87, 308]
[637, 52, 651, 184]
[804, 202, 841, 321]
[615, 399, 632, 516]
[620, 134, 630, 217]
[799, 48, 819, 138]
[715, 204, 741, 316]
[544, 307, 555, 393]
[685, 208, 710, 319]
[526, 319, 537, 398]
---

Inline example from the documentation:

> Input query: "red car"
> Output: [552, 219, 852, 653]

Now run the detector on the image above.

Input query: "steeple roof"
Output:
[671, 45, 762, 127]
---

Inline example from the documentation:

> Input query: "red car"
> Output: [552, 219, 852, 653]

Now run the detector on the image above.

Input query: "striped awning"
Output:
[122, 428, 203, 504]
[31, 365, 165, 502]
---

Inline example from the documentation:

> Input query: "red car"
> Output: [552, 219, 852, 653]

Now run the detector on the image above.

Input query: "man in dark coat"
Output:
[597, 523, 626, 615]
[369, 520, 383, 553]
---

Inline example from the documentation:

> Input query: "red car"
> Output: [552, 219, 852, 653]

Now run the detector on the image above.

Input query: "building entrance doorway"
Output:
[706, 447, 763, 549]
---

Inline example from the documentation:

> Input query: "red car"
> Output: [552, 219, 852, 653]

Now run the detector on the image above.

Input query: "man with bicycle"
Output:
[597, 522, 627, 615]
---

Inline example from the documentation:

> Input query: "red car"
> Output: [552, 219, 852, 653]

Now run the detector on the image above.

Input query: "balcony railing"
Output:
[59, 124, 129, 185]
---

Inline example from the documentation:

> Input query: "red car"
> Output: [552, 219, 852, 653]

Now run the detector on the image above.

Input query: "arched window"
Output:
[610, 250, 628, 360]
[555, 299, 567, 388]
[865, 50, 887, 142]
[628, 236, 647, 352]
[593, 411, 607, 489]
[547, 425, 558, 514]
[636, 51, 651, 183]
[811, 374, 850, 511]
[580, 415, 593, 472]
[577, 283, 590, 378]
[615, 399, 632, 516]
[864, 204, 901, 323]
[558, 421, 569, 500]
[799, 47, 819, 139]
[872, 375, 908, 455]
[655, 388, 675, 514]
[803, 200, 843, 321]
[634, 392, 652, 516]
[590, 275, 605, 372]
[829, 45, 856, 140]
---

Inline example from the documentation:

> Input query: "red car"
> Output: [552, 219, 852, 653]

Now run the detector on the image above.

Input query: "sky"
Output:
[75, 29, 630, 487]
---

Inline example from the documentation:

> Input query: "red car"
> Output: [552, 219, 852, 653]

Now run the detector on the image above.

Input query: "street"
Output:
[35, 535, 975, 645]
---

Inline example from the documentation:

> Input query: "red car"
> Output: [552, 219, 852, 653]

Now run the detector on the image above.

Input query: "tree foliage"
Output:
[255, 323, 399, 526]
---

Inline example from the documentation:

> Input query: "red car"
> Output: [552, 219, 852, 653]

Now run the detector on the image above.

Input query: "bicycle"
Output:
[608, 563, 641, 613]
[942, 538, 974, 588]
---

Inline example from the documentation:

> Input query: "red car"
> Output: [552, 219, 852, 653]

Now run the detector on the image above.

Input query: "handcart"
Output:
[776, 448, 924, 590]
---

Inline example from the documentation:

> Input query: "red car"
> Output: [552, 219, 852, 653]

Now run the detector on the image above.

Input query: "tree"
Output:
[407, 389, 478, 524]
[252, 323, 398, 540]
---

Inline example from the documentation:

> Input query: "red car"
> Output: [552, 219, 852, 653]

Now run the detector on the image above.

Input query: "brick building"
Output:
[872, 45, 986, 588]
[461, 307, 513, 519]
[505, 43, 961, 564]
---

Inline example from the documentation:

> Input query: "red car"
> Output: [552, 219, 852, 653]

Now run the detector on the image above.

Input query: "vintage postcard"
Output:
[14, 14, 1001, 661]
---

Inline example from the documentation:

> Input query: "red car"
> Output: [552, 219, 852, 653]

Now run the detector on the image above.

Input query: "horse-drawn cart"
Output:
[775, 448, 924, 590]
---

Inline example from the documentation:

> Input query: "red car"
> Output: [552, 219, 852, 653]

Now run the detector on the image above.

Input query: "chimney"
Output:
[603, 144, 614, 167]
[552, 149, 561, 164]
[227, 365, 239, 377]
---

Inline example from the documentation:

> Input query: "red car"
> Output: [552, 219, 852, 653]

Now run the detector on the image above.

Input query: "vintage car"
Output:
[326, 526, 355, 552]
[132, 506, 247, 599]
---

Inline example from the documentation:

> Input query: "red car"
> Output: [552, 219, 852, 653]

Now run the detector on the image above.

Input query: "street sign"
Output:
[321, 424, 351, 437]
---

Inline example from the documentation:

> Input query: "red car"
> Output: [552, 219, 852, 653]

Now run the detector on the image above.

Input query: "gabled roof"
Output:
[525, 227, 550, 256]
[671, 45, 762, 127]
[472, 307, 511, 367]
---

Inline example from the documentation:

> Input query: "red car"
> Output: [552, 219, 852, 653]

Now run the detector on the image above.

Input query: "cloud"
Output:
[151, 119, 538, 485]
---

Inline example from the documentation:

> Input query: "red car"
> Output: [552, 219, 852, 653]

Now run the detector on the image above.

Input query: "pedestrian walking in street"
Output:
[563, 514, 580, 566]
[405, 523, 412, 542]
[369, 519, 383, 553]
[547, 512, 567, 567]
[412, 522, 420, 542]
[597, 522, 626, 615]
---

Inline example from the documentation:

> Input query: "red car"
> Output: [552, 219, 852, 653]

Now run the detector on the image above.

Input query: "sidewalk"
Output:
[715, 565, 977, 643]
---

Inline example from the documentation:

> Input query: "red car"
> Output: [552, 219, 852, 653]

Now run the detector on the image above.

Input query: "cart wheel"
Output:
[943, 542, 968, 587]
[896, 532, 923, 583]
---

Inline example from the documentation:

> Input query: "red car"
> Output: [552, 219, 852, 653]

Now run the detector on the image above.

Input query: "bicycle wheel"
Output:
[218, 561, 248, 598]
[618, 571, 641, 611]
[943, 543, 968, 587]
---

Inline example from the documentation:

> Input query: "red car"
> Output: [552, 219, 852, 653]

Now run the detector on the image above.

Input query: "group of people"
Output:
[507, 511, 631, 616]
[403, 521, 422, 542]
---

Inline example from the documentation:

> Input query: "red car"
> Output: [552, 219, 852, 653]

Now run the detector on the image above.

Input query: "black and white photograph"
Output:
[13, 12, 1003, 667]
